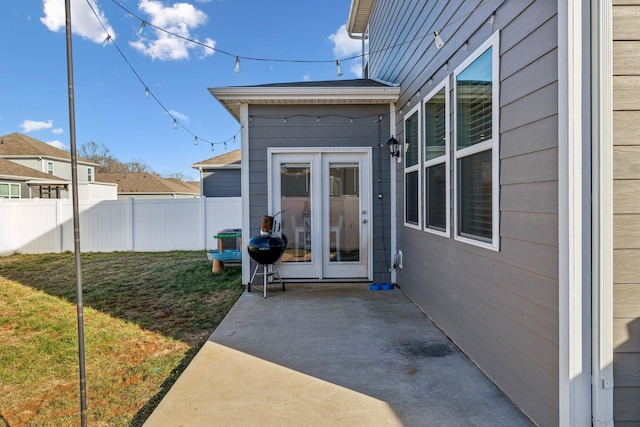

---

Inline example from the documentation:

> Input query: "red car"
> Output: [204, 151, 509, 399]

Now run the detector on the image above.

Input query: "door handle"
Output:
[362, 219, 368, 224]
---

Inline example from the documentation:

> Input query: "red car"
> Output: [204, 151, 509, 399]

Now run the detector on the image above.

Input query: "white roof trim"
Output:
[209, 85, 400, 121]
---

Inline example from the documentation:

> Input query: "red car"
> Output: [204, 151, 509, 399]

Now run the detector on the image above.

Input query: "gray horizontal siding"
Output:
[202, 169, 240, 197]
[247, 104, 391, 282]
[368, 0, 558, 424]
[613, 3, 640, 424]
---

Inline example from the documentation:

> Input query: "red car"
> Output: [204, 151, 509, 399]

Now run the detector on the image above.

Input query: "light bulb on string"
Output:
[173, 118, 178, 129]
[145, 87, 149, 99]
[102, 34, 112, 47]
[234, 56, 240, 73]
[137, 21, 146, 35]
[194, 136, 198, 146]
[434, 30, 444, 49]
[336, 60, 343, 76]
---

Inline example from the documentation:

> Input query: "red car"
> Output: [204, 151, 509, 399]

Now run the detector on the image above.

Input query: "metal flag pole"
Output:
[64, 0, 88, 425]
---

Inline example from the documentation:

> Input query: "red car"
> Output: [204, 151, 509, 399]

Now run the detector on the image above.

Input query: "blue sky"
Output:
[0, 0, 362, 180]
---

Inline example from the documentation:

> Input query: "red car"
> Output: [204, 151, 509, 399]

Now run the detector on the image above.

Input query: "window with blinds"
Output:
[453, 32, 499, 250]
[423, 82, 449, 235]
[404, 105, 421, 228]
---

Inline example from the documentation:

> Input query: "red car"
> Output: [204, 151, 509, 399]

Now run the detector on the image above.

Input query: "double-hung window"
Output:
[47, 161, 54, 175]
[404, 104, 421, 228]
[423, 80, 450, 236]
[453, 32, 500, 250]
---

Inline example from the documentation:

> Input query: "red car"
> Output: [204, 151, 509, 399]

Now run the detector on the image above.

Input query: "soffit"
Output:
[347, 0, 374, 35]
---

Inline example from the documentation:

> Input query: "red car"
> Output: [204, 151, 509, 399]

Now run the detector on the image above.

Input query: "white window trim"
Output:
[403, 103, 422, 230]
[453, 31, 500, 251]
[0, 182, 21, 199]
[422, 79, 450, 238]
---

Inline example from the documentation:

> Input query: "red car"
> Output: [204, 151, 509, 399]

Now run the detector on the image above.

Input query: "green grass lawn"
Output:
[0, 251, 243, 426]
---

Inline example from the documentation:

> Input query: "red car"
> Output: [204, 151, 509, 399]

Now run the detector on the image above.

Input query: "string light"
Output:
[194, 136, 198, 145]
[434, 31, 444, 49]
[145, 87, 149, 99]
[108, 0, 498, 75]
[86, 0, 497, 150]
[84, 0, 233, 149]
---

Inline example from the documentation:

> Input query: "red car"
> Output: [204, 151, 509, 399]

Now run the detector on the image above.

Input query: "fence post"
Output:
[128, 197, 134, 251]
[57, 199, 63, 253]
[201, 196, 207, 250]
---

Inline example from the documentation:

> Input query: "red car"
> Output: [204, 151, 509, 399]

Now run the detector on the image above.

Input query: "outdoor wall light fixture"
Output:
[387, 136, 400, 157]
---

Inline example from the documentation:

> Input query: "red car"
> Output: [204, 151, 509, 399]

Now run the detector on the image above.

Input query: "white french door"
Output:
[270, 150, 370, 280]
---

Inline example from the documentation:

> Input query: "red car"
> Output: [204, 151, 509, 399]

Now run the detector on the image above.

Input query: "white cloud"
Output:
[130, 0, 215, 61]
[20, 119, 53, 133]
[302, 74, 312, 81]
[328, 24, 366, 78]
[52, 128, 64, 134]
[328, 24, 362, 58]
[47, 140, 68, 151]
[168, 110, 189, 122]
[41, 0, 116, 44]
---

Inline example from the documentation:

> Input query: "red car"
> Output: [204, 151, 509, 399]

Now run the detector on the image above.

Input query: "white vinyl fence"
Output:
[0, 197, 241, 256]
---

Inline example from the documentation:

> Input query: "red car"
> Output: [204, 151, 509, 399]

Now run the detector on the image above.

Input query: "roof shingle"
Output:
[0, 133, 96, 165]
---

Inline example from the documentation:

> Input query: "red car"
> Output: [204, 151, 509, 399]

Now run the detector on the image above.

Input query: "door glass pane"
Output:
[329, 163, 359, 262]
[280, 163, 312, 263]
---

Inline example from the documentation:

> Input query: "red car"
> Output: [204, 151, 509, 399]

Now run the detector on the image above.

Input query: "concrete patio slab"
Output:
[144, 284, 533, 426]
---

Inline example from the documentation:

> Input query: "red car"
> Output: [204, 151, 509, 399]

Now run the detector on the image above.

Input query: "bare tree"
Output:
[80, 141, 156, 174]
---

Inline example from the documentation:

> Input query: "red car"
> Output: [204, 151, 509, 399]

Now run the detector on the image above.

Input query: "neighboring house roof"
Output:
[0, 157, 67, 181]
[209, 79, 400, 121]
[166, 178, 200, 193]
[96, 172, 199, 195]
[0, 133, 97, 165]
[191, 149, 241, 170]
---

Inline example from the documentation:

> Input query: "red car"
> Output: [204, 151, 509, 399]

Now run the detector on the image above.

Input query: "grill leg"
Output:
[263, 264, 268, 298]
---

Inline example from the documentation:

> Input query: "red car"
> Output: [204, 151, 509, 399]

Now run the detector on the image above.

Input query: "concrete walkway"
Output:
[144, 284, 533, 426]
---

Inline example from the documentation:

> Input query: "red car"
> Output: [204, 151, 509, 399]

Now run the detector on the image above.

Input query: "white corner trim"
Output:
[591, 0, 614, 425]
[240, 104, 251, 285]
[558, 1, 592, 426]
[390, 103, 397, 284]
